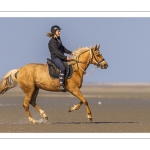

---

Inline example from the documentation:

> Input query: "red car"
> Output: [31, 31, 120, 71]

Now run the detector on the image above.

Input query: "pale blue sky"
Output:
[0, 17, 150, 83]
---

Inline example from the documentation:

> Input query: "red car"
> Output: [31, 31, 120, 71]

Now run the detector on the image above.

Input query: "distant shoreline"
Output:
[4, 82, 150, 92]
[83, 82, 150, 86]
[12, 82, 150, 88]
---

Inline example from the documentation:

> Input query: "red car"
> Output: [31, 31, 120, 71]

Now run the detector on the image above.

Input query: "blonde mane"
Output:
[72, 46, 92, 59]
[66, 46, 94, 65]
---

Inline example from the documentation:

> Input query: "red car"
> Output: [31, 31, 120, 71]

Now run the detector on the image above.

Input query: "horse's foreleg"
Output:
[30, 87, 48, 121]
[68, 101, 83, 112]
[70, 89, 92, 121]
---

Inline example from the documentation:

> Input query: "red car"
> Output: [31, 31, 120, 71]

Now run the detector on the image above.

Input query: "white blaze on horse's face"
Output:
[91, 45, 108, 69]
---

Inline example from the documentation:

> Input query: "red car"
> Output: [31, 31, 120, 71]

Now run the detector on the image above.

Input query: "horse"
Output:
[0, 44, 108, 124]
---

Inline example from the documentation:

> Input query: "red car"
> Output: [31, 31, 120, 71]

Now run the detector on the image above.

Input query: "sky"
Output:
[0, 17, 150, 83]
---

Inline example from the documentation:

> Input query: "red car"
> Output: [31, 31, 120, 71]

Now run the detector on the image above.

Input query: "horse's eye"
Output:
[95, 51, 100, 56]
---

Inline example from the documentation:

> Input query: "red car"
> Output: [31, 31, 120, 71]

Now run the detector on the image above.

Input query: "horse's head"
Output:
[90, 44, 108, 69]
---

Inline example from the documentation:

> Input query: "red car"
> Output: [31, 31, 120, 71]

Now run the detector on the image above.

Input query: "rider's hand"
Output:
[66, 57, 70, 60]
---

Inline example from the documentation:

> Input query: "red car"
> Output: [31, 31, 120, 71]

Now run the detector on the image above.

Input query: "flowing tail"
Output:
[0, 69, 19, 94]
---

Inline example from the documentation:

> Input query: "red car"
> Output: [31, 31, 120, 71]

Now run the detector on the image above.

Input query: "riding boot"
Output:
[59, 73, 65, 91]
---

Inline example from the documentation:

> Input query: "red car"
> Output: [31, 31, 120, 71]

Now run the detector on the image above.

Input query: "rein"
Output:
[69, 58, 88, 74]
[69, 59, 88, 64]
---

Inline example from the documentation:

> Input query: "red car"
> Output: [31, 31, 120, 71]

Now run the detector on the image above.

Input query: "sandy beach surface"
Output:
[0, 83, 150, 134]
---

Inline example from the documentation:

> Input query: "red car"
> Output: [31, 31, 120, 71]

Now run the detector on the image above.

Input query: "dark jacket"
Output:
[48, 37, 72, 60]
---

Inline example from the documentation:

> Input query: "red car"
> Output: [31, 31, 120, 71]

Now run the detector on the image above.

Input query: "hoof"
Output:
[88, 118, 93, 122]
[68, 105, 77, 112]
[87, 115, 92, 122]
[68, 107, 72, 112]
[29, 117, 37, 124]
[44, 117, 48, 120]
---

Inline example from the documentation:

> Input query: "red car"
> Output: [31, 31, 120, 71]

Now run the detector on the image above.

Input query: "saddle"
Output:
[47, 58, 74, 79]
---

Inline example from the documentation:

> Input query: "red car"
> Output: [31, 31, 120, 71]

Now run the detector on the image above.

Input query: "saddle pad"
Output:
[47, 58, 73, 79]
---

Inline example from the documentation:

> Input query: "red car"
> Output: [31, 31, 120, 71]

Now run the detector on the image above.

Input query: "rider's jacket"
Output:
[48, 37, 72, 60]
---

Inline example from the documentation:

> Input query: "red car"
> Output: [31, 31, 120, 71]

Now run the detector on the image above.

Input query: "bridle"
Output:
[89, 48, 105, 67]
[72, 48, 106, 76]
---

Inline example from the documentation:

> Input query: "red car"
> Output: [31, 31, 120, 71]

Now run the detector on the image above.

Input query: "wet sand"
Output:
[0, 83, 150, 133]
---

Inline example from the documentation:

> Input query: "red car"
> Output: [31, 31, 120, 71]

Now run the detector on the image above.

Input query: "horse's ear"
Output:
[95, 45, 97, 50]
[97, 44, 100, 50]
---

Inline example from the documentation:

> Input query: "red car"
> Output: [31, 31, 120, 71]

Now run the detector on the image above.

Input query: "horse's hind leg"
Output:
[30, 87, 48, 121]
[23, 89, 37, 124]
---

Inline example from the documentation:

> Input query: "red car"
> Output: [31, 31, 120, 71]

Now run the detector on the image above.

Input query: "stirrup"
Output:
[59, 84, 66, 92]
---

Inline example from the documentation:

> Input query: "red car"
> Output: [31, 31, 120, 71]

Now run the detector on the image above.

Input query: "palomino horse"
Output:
[0, 44, 108, 123]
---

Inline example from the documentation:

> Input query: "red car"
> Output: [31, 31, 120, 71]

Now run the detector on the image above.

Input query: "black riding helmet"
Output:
[51, 25, 62, 33]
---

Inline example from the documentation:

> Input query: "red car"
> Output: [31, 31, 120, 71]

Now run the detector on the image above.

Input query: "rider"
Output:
[47, 25, 73, 91]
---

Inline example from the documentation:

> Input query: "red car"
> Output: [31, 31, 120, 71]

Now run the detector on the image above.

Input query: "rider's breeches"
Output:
[51, 57, 66, 85]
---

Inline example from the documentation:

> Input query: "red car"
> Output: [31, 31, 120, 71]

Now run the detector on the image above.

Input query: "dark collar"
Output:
[53, 37, 62, 43]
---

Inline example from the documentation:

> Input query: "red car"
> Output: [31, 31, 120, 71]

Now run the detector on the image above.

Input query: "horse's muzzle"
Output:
[101, 63, 108, 69]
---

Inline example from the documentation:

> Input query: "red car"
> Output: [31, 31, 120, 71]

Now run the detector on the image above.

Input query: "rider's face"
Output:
[55, 30, 61, 37]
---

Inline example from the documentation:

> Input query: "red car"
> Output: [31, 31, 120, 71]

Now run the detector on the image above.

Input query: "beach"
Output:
[0, 83, 150, 133]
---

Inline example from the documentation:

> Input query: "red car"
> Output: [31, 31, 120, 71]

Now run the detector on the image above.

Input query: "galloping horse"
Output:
[0, 44, 108, 123]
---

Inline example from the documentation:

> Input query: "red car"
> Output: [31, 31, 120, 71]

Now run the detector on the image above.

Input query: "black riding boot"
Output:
[59, 73, 65, 91]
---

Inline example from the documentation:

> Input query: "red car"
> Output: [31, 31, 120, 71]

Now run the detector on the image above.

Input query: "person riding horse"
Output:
[47, 25, 73, 91]
[0, 44, 108, 123]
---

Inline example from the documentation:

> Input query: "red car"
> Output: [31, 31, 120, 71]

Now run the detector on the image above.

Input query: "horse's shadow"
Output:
[52, 121, 139, 124]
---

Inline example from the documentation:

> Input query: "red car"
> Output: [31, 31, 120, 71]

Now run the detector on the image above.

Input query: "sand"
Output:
[0, 83, 150, 133]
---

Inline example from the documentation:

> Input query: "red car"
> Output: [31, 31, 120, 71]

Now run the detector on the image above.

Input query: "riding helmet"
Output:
[51, 25, 62, 33]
